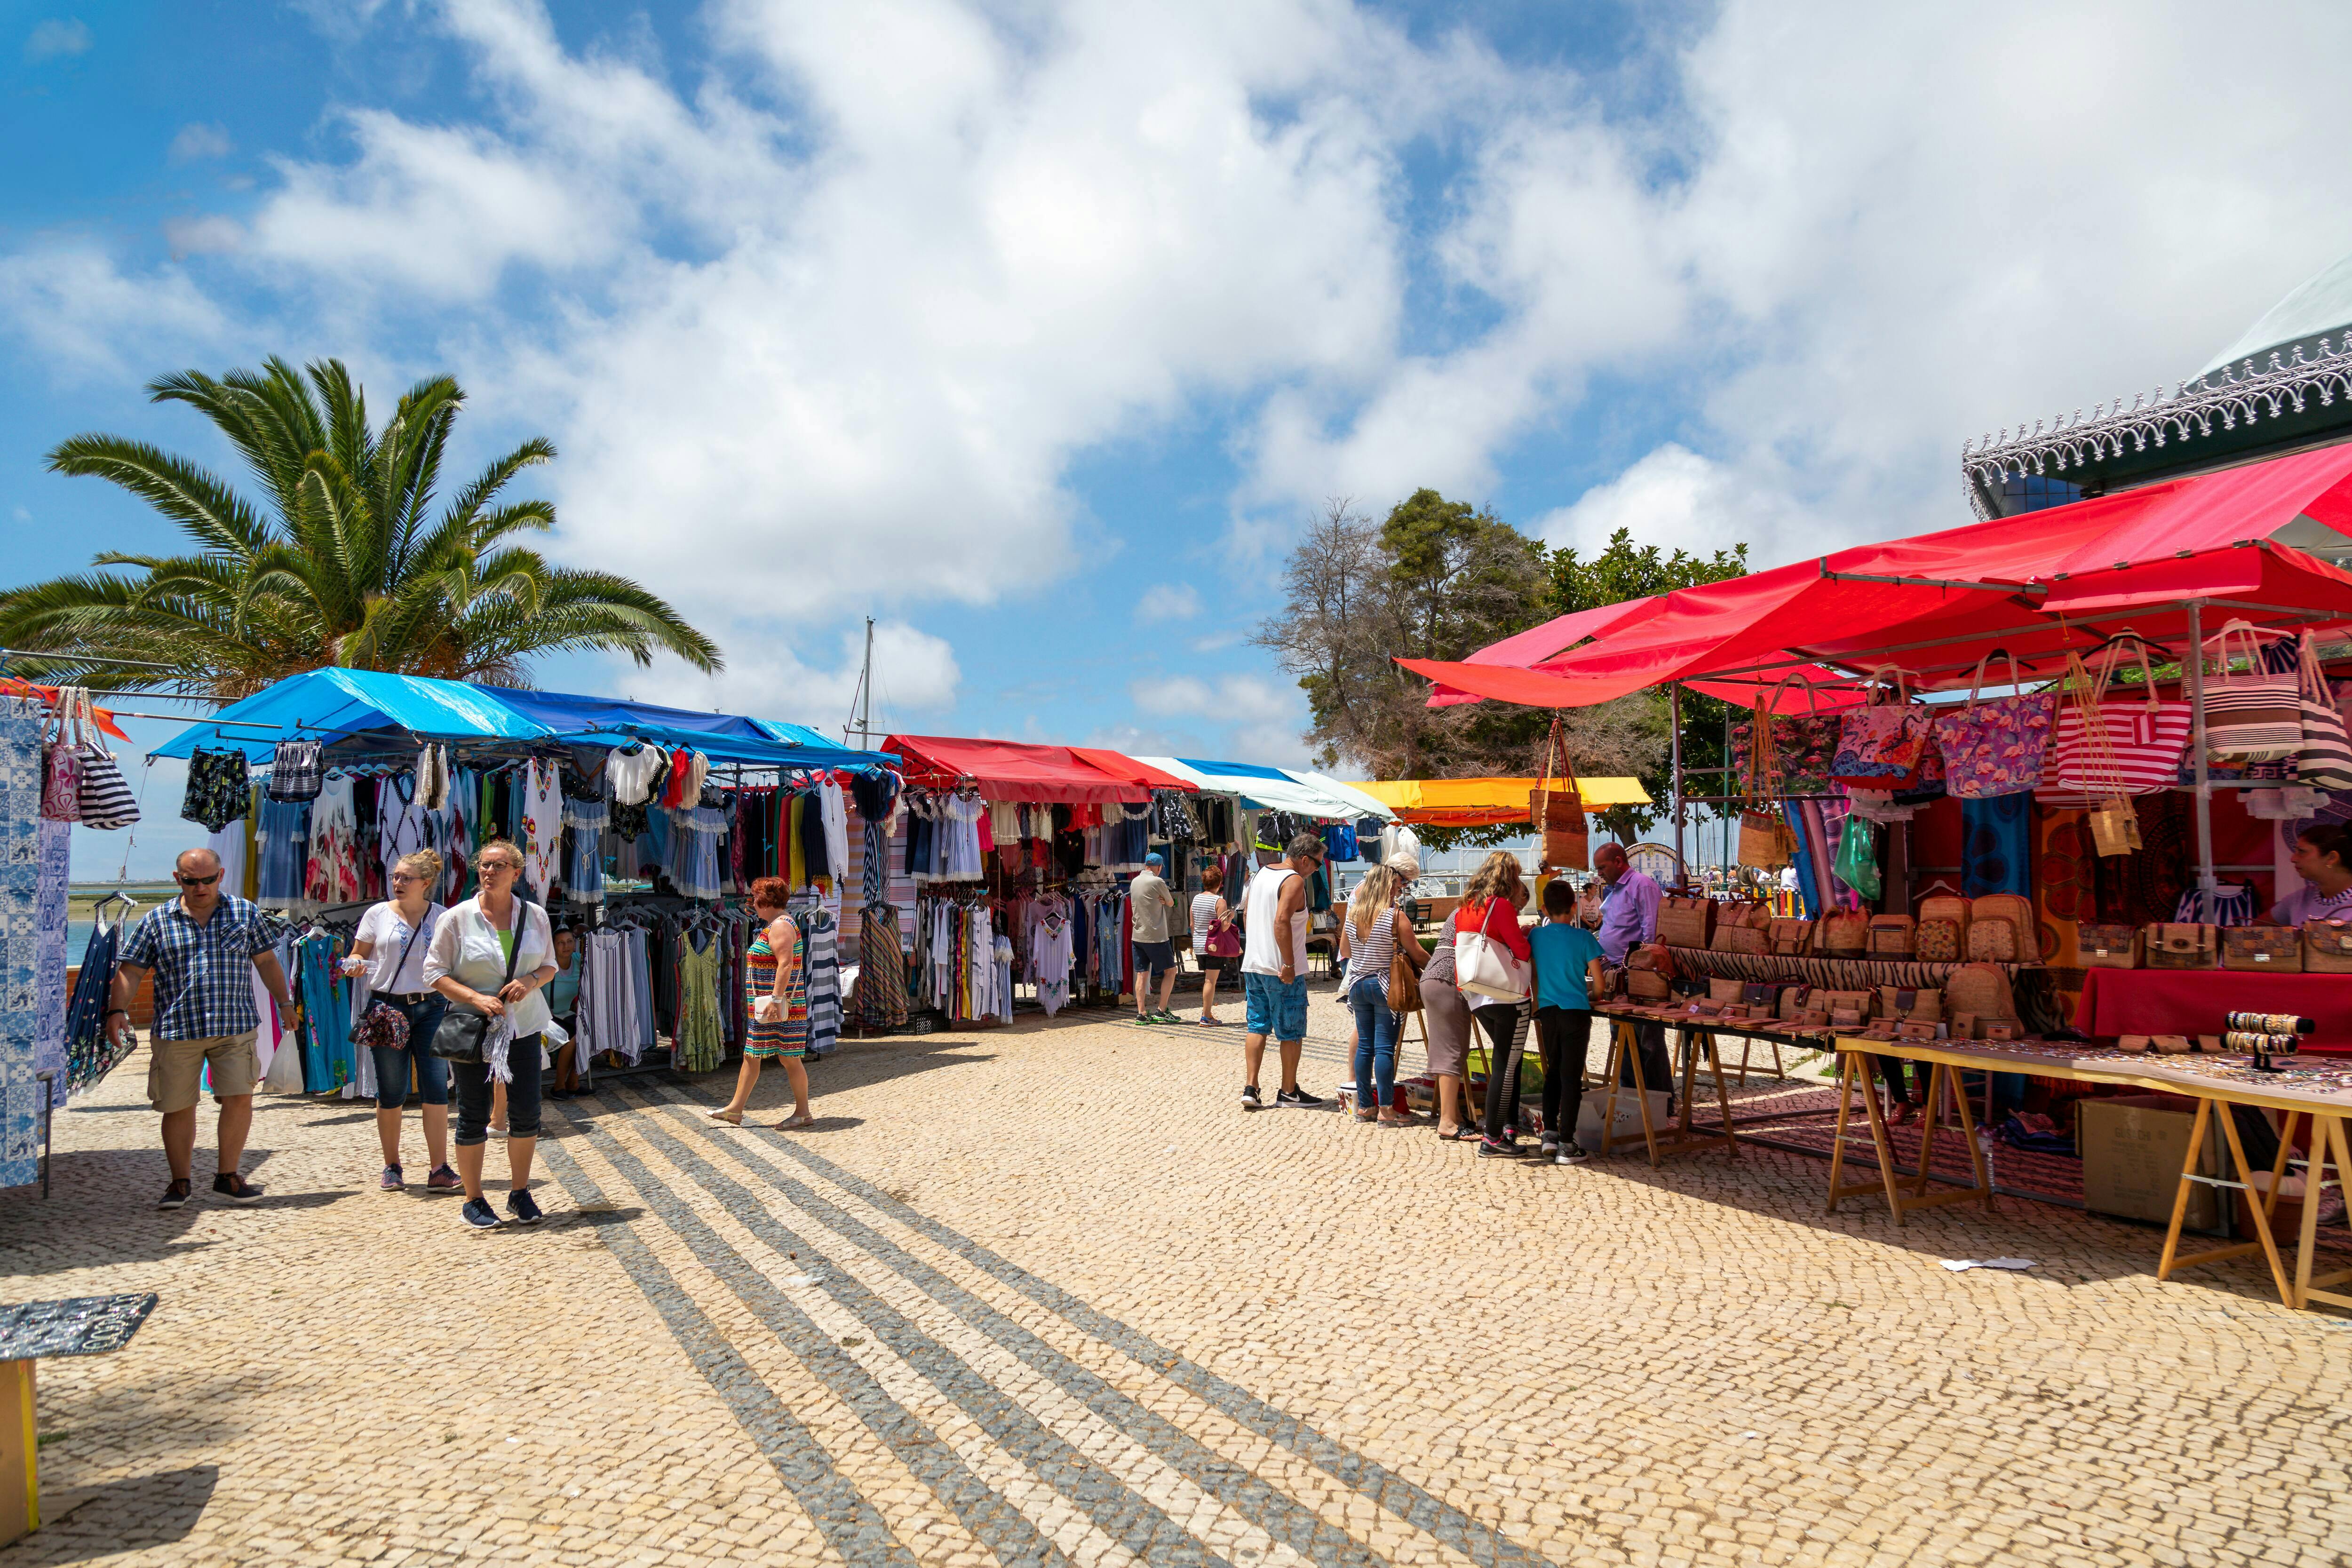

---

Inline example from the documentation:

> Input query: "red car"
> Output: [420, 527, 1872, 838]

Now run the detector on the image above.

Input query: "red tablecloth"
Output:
[2077, 968, 2352, 1053]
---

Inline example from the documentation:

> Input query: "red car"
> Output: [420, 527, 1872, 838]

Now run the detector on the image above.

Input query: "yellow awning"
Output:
[1345, 776, 1650, 826]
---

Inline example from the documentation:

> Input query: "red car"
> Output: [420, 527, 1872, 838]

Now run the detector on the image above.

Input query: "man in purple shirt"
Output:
[1592, 843, 1673, 1100]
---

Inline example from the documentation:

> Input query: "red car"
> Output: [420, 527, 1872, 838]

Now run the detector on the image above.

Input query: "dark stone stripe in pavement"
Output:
[533, 1134, 922, 1568]
[728, 1102, 1557, 1568]
[648, 1095, 1385, 1568]
[569, 1119, 1091, 1568]
[619, 1097, 1228, 1568]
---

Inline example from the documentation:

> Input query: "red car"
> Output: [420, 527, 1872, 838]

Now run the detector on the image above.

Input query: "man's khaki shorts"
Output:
[147, 1030, 259, 1113]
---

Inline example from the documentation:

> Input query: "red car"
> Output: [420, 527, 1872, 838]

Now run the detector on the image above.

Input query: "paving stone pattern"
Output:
[7, 986, 2352, 1566]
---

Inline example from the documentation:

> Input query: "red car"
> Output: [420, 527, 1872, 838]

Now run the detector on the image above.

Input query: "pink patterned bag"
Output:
[1830, 668, 1933, 788]
[39, 693, 82, 822]
[1931, 649, 2057, 799]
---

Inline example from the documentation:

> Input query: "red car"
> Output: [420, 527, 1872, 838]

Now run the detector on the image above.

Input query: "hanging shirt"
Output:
[608, 744, 667, 806]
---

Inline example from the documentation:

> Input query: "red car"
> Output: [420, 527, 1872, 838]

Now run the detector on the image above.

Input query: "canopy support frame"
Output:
[1669, 685, 1686, 889]
[2183, 599, 2219, 922]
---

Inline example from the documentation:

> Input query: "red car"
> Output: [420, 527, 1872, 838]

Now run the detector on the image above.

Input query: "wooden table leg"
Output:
[1858, 1051, 1906, 1222]
[1629, 1022, 1659, 1166]
[1598, 1023, 1624, 1154]
[2218, 1102, 2294, 1306]
[2293, 1112, 2336, 1310]
[1705, 1031, 1738, 1157]
[2303, 1117, 2352, 1312]
[0, 1359, 33, 1547]
[2156, 1098, 2213, 1281]
[1943, 1059, 1994, 1213]
[1910, 1064, 1943, 1202]
[1826, 1052, 1858, 1211]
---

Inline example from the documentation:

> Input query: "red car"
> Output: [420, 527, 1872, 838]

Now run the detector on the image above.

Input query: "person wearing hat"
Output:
[1128, 851, 1182, 1023]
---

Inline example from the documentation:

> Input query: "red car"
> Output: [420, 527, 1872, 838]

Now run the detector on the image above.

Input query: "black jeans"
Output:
[1476, 1005, 1526, 1141]
[1616, 1019, 1675, 1098]
[1536, 1006, 1592, 1145]
[451, 1034, 543, 1146]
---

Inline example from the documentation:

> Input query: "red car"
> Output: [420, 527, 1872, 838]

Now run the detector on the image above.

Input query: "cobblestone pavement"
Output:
[8, 984, 2352, 1567]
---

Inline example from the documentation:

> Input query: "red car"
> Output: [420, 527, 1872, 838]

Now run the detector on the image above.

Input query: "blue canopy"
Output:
[150, 668, 891, 772]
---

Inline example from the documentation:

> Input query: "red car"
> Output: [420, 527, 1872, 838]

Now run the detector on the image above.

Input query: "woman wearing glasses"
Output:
[424, 838, 559, 1230]
[342, 849, 456, 1192]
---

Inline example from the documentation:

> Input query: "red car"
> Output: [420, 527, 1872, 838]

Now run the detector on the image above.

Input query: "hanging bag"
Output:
[1833, 814, 1882, 899]
[1732, 672, 1840, 798]
[2295, 631, 2352, 791]
[1386, 911, 1426, 1013]
[429, 903, 525, 1061]
[68, 688, 140, 829]
[1830, 668, 1932, 789]
[39, 689, 82, 822]
[2201, 620, 2303, 762]
[1530, 718, 1588, 871]
[2036, 635, 2192, 804]
[1932, 649, 2056, 798]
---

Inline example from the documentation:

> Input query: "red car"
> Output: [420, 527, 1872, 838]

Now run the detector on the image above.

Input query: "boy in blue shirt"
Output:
[1529, 877, 1605, 1164]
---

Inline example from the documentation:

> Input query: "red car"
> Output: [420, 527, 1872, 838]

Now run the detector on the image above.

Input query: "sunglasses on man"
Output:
[175, 872, 221, 887]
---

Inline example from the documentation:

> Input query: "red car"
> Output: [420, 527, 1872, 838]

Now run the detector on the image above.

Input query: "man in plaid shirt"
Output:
[111, 847, 301, 1209]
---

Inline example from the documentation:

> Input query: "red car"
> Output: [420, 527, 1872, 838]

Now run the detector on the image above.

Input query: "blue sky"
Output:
[7, 0, 2350, 877]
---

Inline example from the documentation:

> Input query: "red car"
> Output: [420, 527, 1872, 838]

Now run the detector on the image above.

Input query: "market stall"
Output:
[1345, 775, 1652, 827]
[148, 669, 896, 1085]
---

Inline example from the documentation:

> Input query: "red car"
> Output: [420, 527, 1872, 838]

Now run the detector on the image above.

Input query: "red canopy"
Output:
[882, 734, 1151, 804]
[1067, 747, 1197, 793]
[1407, 444, 2352, 709]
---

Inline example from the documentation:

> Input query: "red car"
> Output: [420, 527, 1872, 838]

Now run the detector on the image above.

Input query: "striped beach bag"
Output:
[2201, 620, 2302, 763]
[72, 689, 142, 832]
[2297, 631, 2352, 791]
[2035, 637, 2192, 805]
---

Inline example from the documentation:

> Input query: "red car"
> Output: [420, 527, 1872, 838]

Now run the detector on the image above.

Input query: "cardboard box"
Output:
[1576, 1089, 1673, 1150]
[2080, 1095, 2222, 1229]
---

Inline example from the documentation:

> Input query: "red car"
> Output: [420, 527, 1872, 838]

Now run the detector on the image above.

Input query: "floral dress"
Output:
[744, 918, 809, 1060]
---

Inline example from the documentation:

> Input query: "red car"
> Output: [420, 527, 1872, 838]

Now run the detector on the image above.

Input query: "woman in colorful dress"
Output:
[707, 876, 814, 1129]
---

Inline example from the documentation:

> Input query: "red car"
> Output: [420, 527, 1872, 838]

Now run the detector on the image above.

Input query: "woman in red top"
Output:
[1456, 851, 1534, 1157]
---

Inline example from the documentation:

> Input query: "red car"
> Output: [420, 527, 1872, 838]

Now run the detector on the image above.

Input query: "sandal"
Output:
[1378, 1112, 1418, 1128]
[1354, 1107, 1379, 1122]
[706, 1108, 744, 1126]
[771, 1112, 817, 1130]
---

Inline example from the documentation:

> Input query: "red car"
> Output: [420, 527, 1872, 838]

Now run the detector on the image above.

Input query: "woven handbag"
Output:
[1932, 649, 2057, 799]
[2144, 923, 2219, 971]
[1865, 914, 1916, 958]
[2296, 632, 2352, 790]
[1767, 916, 1814, 956]
[1915, 918, 1961, 962]
[1819, 910, 1868, 956]
[1877, 986, 1942, 1023]
[1738, 811, 1794, 868]
[1943, 963, 2013, 1021]
[1657, 895, 1714, 949]
[2221, 926, 2303, 973]
[2077, 922, 2143, 969]
[1531, 718, 1589, 871]
[2303, 920, 2352, 974]
[2201, 620, 2302, 763]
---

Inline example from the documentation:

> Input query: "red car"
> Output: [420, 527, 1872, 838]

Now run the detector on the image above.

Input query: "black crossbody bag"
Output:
[430, 905, 524, 1062]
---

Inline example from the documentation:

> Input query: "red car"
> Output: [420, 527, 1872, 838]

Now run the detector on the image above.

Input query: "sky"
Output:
[7, 0, 2352, 878]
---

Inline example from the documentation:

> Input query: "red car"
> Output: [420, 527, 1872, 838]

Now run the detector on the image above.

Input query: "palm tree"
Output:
[0, 356, 722, 698]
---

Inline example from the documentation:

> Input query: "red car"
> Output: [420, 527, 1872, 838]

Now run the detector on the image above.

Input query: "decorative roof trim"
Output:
[1959, 338, 2352, 517]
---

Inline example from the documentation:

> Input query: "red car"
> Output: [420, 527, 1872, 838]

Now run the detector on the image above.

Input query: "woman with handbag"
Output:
[706, 876, 813, 1130]
[423, 838, 559, 1231]
[1456, 851, 1535, 1158]
[1190, 866, 1240, 1026]
[1337, 854, 1429, 1127]
[340, 849, 455, 1193]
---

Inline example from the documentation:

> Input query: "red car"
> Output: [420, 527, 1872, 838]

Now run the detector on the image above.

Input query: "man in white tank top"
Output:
[1239, 831, 1327, 1111]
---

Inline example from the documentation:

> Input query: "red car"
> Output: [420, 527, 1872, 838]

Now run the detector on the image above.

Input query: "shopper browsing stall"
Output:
[1340, 853, 1428, 1127]
[1592, 841, 1673, 1099]
[1459, 851, 1534, 1158]
[1130, 852, 1181, 1023]
[424, 839, 558, 1230]
[111, 847, 299, 1208]
[342, 849, 454, 1193]
[707, 877, 813, 1130]
[1240, 832, 1328, 1111]
[1191, 866, 1236, 1026]
[1528, 879, 1605, 1165]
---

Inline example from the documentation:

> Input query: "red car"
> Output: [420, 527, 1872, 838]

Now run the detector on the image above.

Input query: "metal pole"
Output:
[2183, 599, 2218, 921]
[1670, 683, 1686, 887]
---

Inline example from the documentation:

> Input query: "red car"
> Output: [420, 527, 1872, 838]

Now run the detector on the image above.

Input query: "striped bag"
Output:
[2297, 631, 2352, 791]
[2201, 619, 2301, 762]
[64, 687, 141, 830]
[2035, 637, 2192, 805]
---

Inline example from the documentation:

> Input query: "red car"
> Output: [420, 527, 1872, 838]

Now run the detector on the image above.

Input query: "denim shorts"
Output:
[371, 993, 450, 1109]
[1243, 971, 1308, 1042]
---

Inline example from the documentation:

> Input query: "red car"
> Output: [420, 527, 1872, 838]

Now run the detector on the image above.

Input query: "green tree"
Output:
[0, 357, 721, 698]
[1546, 527, 1751, 840]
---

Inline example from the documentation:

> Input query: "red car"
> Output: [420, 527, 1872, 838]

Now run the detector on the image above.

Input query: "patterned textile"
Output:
[36, 818, 66, 1102]
[743, 920, 809, 1060]
[674, 929, 724, 1073]
[1933, 695, 2057, 799]
[64, 918, 132, 1097]
[2033, 807, 2092, 1026]
[1961, 793, 2033, 898]
[1659, 946, 2024, 991]
[119, 893, 280, 1041]
[803, 908, 840, 1057]
[267, 740, 322, 801]
[181, 748, 250, 832]
[0, 697, 47, 1188]
[848, 903, 910, 1030]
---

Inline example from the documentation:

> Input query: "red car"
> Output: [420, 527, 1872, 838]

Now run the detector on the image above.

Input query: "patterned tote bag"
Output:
[1731, 672, 1840, 797]
[1830, 667, 1933, 788]
[2036, 636, 2193, 804]
[1932, 649, 2056, 799]
[68, 689, 140, 830]
[2297, 630, 2352, 791]
[2200, 619, 2303, 763]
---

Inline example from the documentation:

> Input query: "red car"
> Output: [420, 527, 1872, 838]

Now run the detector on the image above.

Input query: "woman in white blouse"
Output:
[341, 848, 453, 1193]
[424, 838, 559, 1231]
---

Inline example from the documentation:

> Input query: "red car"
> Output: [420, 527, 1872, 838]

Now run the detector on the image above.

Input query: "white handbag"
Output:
[1454, 907, 1530, 1003]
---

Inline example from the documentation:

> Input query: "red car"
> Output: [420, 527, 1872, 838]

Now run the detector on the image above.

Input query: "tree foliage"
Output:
[0, 357, 722, 699]
[1256, 498, 1755, 840]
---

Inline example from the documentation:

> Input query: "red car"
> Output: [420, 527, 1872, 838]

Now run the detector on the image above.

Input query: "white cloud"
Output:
[0, 247, 231, 380]
[162, 214, 243, 260]
[1129, 670, 1301, 760]
[1136, 583, 1201, 622]
[168, 123, 233, 163]
[24, 18, 90, 62]
[1533, 443, 1797, 564]
[629, 618, 960, 733]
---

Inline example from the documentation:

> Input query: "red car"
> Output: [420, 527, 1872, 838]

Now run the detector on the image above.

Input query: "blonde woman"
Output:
[1338, 852, 1428, 1126]
[342, 848, 454, 1192]
[424, 838, 558, 1230]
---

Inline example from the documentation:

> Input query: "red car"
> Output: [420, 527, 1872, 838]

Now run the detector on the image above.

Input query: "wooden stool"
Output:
[0, 1294, 158, 1547]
